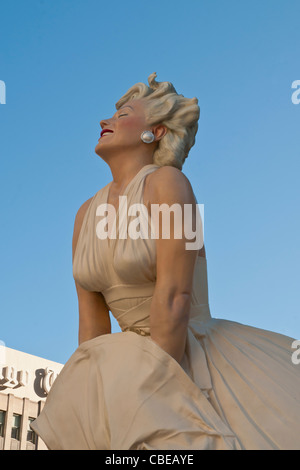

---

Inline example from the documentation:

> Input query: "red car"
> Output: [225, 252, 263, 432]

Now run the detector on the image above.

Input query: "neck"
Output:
[103, 152, 155, 191]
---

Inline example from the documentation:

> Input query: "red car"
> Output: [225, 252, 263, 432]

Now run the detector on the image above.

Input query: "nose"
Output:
[100, 118, 112, 129]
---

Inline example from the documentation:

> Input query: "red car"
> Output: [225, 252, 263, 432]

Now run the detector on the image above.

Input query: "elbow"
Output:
[152, 290, 192, 328]
[170, 292, 191, 324]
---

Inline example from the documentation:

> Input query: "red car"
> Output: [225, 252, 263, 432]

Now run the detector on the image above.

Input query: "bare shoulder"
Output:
[145, 166, 206, 258]
[75, 197, 94, 224]
[146, 165, 194, 203]
[149, 165, 191, 186]
[72, 196, 94, 260]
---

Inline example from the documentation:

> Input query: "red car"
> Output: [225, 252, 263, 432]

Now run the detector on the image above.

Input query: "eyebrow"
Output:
[119, 105, 134, 111]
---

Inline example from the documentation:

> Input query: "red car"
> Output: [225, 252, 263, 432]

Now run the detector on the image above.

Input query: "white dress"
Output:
[31, 164, 300, 450]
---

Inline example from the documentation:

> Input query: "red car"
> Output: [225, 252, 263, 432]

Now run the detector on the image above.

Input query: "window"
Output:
[11, 414, 21, 440]
[0, 410, 5, 437]
[27, 418, 37, 445]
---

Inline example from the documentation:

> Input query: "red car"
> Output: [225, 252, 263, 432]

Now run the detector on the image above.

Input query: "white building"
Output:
[0, 344, 63, 450]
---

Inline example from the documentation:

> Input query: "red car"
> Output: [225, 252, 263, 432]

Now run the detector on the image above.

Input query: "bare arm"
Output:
[147, 167, 199, 363]
[72, 198, 111, 345]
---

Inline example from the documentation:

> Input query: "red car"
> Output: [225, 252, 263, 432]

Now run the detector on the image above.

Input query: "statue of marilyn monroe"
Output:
[31, 73, 300, 450]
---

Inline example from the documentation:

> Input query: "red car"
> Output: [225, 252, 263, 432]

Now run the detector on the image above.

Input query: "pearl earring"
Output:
[141, 131, 155, 144]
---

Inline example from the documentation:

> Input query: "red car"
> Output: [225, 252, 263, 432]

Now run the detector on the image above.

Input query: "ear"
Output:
[152, 124, 168, 141]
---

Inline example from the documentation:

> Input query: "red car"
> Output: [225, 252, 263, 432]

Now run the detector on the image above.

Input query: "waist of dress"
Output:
[121, 304, 211, 337]
[123, 326, 151, 336]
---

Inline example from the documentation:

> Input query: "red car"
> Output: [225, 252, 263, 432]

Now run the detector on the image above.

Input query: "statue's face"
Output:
[95, 99, 149, 157]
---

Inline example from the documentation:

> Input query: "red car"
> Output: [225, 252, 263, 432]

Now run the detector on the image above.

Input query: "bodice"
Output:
[73, 164, 211, 334]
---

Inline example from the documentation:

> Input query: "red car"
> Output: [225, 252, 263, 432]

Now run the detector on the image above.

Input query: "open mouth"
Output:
[101, 129, 114, 138]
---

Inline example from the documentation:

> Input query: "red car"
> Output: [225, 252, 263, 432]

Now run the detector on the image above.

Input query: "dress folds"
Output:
[31, 164, 300, 450]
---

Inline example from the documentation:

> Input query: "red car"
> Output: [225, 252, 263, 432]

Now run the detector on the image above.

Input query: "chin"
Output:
[95, 142, 110, 160]
[95, 141, 103, 155]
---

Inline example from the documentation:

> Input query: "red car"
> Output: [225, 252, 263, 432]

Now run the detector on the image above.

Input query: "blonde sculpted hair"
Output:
[115, 72, 200, 170]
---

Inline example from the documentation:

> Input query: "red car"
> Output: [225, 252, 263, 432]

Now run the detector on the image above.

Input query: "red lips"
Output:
[101, 128, 114, 137]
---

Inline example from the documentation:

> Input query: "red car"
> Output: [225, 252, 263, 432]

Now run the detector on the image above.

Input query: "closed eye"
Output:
[118, 113, 128, 117]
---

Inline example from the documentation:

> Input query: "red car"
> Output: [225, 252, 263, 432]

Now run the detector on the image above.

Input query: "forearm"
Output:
[149, 292, 191, 364]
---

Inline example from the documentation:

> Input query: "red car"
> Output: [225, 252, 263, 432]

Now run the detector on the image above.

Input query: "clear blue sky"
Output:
[0, 0, 299, 364]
